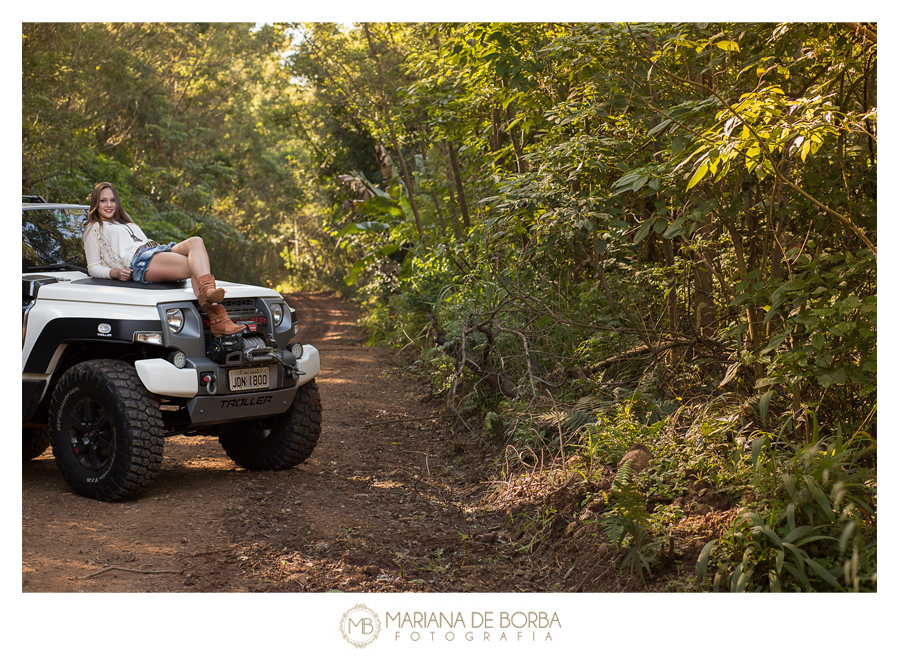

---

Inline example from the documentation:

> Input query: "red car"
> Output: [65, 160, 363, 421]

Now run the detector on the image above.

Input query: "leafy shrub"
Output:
[580, 404, 666, 466]
[697, 420, 876, 592]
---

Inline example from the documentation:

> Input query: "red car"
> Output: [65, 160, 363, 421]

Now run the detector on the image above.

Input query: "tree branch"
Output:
[842, 22, 877, 45]
[70, 566, 183, 580]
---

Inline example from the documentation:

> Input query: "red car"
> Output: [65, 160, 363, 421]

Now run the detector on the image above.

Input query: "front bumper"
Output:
[186, 387, 301, 426]
[134, 345, 320, 425]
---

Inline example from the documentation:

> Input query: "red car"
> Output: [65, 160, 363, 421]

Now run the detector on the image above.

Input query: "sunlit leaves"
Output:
[336, 221, 391, 238]
[686, 161, 709, 190]
[715, 39, 740, 52]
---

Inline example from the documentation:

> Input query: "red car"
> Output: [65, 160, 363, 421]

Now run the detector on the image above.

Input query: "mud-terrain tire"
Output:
[219, 380, 321, 470]
[23, 425, 51, 461]
[49, 359, 164, 501]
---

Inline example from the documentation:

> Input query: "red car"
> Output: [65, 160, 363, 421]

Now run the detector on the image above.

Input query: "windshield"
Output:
[23, 207, 89, 269]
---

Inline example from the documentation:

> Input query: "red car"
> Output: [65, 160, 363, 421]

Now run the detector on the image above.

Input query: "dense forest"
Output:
[23, 21, 876, 591]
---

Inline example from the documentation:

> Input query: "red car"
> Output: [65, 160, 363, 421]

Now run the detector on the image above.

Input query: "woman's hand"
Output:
[110, 268, 133, 281]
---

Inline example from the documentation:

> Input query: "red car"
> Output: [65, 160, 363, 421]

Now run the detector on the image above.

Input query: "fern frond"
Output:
[484, 411, 505, 437]
[565, 409, 595, 429]
[603, 517, 625, 546]
[537, 409, 597, 430]
[537, 410, 566, 425]
[614, 459, 634, 488]
[611, 459, 650, 526]
[574, 395, 613, 412]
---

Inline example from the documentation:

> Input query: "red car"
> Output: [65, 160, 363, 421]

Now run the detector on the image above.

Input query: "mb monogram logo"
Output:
[340, 604, 382, 648]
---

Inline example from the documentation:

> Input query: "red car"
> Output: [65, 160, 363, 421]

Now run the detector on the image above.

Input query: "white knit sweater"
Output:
[83, 221, 151, 279]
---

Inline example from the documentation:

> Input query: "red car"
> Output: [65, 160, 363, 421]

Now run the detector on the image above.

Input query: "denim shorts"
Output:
[129, 242, 177, 283]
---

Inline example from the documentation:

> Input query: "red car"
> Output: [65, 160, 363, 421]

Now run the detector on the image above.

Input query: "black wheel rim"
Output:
[67, 397, 114, 471]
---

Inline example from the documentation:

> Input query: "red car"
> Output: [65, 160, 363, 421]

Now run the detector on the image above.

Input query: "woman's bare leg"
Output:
[170, 236, 212, 278]
[144, 237, 213, 296]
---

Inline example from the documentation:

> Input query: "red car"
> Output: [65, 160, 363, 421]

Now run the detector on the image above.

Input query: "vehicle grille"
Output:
[222, 298, 257, 312]
[200, 299, 269, 346]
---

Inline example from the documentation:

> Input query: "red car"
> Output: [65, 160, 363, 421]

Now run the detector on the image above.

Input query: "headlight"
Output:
[172, 351, 187, 369]
[270, 303, 284, 326]
[291, 342, 304, 359]
[166, 308, 185, 334]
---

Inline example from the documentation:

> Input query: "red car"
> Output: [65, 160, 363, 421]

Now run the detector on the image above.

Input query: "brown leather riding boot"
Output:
[207, 303, 247, 336]
[197, 274, 225, 308]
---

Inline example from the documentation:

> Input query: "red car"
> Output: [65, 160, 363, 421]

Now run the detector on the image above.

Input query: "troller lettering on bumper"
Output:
[220, 394, 273, 409]
[186, 387, 298, 426]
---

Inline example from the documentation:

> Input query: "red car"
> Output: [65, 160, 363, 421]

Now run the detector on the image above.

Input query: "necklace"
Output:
[123, 223, 143, 243]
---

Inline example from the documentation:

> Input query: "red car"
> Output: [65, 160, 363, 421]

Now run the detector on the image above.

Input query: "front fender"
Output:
[294, 344, 320, 386]
[135, 358, 199, 397]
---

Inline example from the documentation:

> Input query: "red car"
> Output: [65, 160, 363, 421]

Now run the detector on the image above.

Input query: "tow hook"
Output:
[201, 373, 217, 395]
[270, 350, 305, 379]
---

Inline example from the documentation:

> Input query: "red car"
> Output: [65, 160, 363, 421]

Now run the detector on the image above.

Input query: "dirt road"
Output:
[22, 292, 533, 593]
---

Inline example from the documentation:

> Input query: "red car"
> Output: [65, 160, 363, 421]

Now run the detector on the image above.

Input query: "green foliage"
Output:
[697, 419, 876, 592]
[697, 509, 838, 592]
[295, 20, 876, 445]
[580, 405, 666, 466]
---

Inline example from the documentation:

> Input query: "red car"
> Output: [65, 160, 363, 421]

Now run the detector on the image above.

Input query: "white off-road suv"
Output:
[22, 197, 322, 501]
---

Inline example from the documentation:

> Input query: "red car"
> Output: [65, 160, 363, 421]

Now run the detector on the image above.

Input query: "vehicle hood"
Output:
[30, 271, 282, 306]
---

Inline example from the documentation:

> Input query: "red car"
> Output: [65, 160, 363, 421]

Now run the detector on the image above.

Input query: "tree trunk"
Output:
[446, 140, 470, 231]
[664, 237, 679, 340]
[417, 138, 447, 237]
[692, 221, 716, 337]
[503, 89, 528, 174]
[645, 41, 678, 347]
[490, 106, 502, 153]
[389, 132, 426, 243]
[444, 175, 462, 241]
[363, 23, 426, 244]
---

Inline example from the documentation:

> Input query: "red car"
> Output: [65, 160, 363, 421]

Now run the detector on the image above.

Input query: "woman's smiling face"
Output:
[98, 188, 117, 221]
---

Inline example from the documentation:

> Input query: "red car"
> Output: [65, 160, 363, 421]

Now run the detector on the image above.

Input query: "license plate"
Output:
[229, 367, 269, 392]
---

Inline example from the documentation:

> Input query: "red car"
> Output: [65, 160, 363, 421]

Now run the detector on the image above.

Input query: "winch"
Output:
[206, 334, 304, 378]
